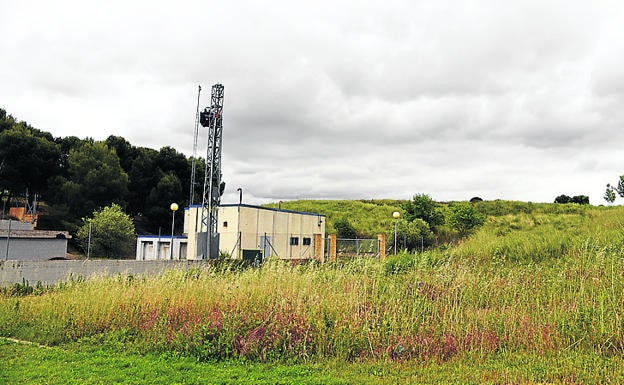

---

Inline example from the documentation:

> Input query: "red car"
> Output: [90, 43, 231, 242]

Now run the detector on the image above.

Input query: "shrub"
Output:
[384, 251, 417, 274]
[334, 217, 358, 239]
[77, 203, 135, 259]
[393, 219, 435, 251]
[403, 194, 445, 230]
[447, 202, 486, 236]
[554, 195, 572, 204]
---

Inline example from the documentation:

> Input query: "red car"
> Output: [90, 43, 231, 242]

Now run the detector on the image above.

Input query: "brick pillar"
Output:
[378, 234, 386, 261]
[329, 234, 337, 262]
[314, 234, 323, 263]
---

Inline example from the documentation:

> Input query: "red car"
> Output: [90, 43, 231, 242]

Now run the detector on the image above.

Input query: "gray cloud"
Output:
[2, 1, 624, 206]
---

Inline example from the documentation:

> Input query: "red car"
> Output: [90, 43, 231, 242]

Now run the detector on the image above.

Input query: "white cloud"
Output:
[2, 1, 624, 206]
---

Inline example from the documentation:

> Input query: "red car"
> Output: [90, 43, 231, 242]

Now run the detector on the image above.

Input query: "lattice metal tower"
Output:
[189, 85, 202, 206]
[198, 83, 225, 259]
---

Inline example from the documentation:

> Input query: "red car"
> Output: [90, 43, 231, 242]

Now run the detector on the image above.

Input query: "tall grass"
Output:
[2, 205, 624, 363]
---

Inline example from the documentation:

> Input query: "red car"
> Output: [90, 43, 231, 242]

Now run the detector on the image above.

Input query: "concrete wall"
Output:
[219, 207, 240, 257]
[0, 259, 211, 286]
[0, 238, 68, 260]
[0, 220, 33, 230]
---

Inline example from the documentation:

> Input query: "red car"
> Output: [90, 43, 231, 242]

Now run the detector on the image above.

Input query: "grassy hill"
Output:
[265, 199, 596, 239]
[265, 199, 406, 237]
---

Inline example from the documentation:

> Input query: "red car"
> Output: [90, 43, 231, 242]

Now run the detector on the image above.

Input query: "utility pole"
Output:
[189, 85, 202, 206]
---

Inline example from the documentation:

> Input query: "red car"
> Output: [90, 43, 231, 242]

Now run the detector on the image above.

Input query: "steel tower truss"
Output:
[198, 83, 224, 259]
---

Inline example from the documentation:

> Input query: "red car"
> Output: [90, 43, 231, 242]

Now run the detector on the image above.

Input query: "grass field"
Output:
[2, 201, 624, 383]
[3, 338, 624, 384]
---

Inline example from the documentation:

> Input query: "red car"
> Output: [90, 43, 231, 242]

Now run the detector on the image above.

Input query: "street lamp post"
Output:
[170, 203, 179, 259]
[392, 211, 400, 255]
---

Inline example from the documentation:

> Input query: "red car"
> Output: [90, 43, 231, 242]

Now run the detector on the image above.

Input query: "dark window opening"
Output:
[303, 237, 311, 246]
[223, 221, 228, 228]
[290, 237, 299, 246]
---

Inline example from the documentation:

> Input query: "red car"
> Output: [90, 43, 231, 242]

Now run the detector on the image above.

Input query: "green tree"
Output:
[127, 146, 193, 221]
[334, 217, 358, 238]
[127, 147, 161, 215]
[554, 195, 571, 204]
[447, 202, 486, 236]
[615, 176, 624, 198]
[403, 194, 444, 231]
[0, 108, 16, 133]
[55, 136, 89, 173]
[144, 172, 183, 231]
[188, 156, 206, 205]
[157, 146, 191, 199]
[604, 184, 616, 205]
[105, 135, 137, 173]
[77, 203, 136, 259]
[571, 195, 590, 205]
[395, 218, 435, 251]
[50, 141, 129, 220]
[0, 124, 61, 194]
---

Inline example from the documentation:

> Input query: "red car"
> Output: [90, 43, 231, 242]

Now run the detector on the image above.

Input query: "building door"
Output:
[260, 235, 272, 258]
[160, 242, 170, 260]
[179, 242, 187, 260]
[142, 241, 153, 260]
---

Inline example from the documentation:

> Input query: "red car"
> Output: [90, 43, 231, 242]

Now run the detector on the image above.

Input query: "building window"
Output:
[223, 221, 228, 228]
[290, 237, 299, 246]
[303, 237, 311, 246]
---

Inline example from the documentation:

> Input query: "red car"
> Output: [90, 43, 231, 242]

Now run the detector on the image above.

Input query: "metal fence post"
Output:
[87, 222, 92, 259]
[4, 218, 11, 261]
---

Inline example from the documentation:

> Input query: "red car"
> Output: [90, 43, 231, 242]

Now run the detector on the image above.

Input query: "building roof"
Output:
[136, 235, 187, 240]
[185, 203, 326, 218]
[0, 230, 71, 239]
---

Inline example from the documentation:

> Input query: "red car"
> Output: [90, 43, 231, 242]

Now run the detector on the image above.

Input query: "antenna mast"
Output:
[198, 83, 225, 259]
[189, 85, 202, 206]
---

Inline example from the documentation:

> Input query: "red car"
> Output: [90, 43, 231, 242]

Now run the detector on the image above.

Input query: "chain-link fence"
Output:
[232, 233, 384, 262]
[332, 238, 381, 259]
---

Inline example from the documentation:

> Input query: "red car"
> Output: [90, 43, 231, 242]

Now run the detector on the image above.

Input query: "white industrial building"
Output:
[136, 204, 326, 262]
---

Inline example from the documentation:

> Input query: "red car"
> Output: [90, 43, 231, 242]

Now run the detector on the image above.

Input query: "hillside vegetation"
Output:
[265, 199, 405, 237]
[2, 200, 624, 384]
[267, 199, 592, 241]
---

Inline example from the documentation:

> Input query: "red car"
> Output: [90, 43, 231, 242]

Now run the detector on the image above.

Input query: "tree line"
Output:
[554, 195, 589, 205]
[0, 108, 204, 235]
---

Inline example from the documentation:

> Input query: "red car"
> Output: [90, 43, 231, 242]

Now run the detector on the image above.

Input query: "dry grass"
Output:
[2, 205, 624, 363]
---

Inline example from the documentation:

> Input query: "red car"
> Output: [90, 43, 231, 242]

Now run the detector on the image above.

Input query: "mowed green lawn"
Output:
[2, 338, 624, 384]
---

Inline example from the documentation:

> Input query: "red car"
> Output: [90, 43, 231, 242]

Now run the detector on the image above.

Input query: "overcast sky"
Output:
[2, 1, 624, 205]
